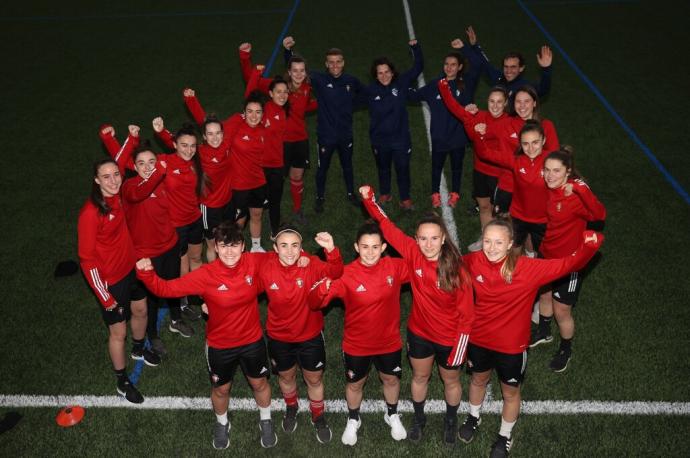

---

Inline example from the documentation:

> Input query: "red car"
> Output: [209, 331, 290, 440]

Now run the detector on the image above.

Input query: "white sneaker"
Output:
[341, 418, 361, 446]
[250, 245, 266, 253]
[525, 249, 536, 258]
[531, 300, 540, 324]
[384, 413, 406, 441]
[467, 239, 483, 252]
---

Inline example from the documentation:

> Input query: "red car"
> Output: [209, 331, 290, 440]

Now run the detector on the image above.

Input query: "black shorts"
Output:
[551, 271, 582, 306]
[231, 186, 267, 220]
[512, 217, 546, 252]
[283, 140, 310, 171]
[343, 349, 403, 382]
[466, 343, 527, 387]
[205, 338, 270, 387]
[493, 188, 512, 215]
[473, 170, 498, 200]
[99, 269, 147, 326]
[200, 203, 234, 239]
[406, 329, 459, 371]
[175, 217, 204, 256]
[267, 333, 326, 373]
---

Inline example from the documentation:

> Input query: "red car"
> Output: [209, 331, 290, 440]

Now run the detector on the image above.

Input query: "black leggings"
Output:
[264, 167, 285, 235]
[146, 240, 181, 338]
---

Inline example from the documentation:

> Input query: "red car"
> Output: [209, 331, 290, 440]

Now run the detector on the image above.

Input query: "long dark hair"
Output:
[90, 158, 119, 215]
[545, 145, 583, 181]
[515, 119, 544, 156]
[512, 85, 541, 120]
[370, 56, 398, 82]
[174, 123, 206, 197]
[416, 213, 468, 291]
[444, 51, 466, 92]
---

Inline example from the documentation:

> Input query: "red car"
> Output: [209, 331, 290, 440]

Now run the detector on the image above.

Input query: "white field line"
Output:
[1, 395, 689, 415]
[401, 0, 460, 247]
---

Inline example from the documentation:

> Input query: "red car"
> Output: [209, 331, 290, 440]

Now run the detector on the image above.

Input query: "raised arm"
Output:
[122, 166, 165, 204]
[152, 116, 175, 150]
[182, 88, 206, 126]
[313, 232, 344, 279]
[399, 40, 424, 88]
[438, 78, 476, 125]
[469, 27, 502, 84]
[529, 231, 604, 285]
[535, 45, 553, 98]
[359, 185, 418, 259]
[98, 124, 139, 172]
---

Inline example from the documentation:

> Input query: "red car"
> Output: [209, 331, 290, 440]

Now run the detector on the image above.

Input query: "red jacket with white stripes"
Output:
[78, 195, 137, 309]
[137, 254, 267, 349]
[540, 179, 607, 259]
[309, 256, 409, 356]
[362, 194, 474, 366]
[260, 249, 343, 343]
[98, 127, 138, 171]
[463, 231, 603, 354]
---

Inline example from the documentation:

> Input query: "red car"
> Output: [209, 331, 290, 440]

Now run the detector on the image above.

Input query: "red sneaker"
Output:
[399, 199, 415, 211]
[431, 193, 441, 208]
[448, 192, 460, 208]
[379, 194, 392, 204]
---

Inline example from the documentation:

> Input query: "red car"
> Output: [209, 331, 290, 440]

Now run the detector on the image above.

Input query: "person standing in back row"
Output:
[283, 36, 364, 213]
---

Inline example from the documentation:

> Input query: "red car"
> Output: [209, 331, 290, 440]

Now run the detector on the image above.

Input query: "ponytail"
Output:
[545, 145, 584, 181]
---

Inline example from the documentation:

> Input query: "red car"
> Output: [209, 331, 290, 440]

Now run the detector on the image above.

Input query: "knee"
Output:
[213, 384, 231, 397]
[130, 300, 147, 318]
[412, 372, 430, 385]
[380, 375, 399, 388]
[303, 373, 323, 389]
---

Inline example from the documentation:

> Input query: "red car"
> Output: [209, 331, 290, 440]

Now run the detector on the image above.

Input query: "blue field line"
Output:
[263, 0, 301, 76]
[0, 9, 289, 22]
[130, 306, 169, 385]
[517, 0, 690, 205]
[523, 0, 637, 5]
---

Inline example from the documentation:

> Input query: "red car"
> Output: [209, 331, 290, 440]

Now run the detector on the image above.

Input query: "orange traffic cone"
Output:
[56, 406, 85, 427]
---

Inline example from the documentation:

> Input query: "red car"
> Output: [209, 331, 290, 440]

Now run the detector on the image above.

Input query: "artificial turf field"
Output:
[1, 0, 689, 456]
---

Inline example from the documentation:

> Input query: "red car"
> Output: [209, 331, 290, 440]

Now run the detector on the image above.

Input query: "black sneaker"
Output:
[314, 197, 325, 213]
[458, 414, 481, 443]
[117, 378, 144, 404]
[149, 337, 167, 357]
[549, 349, 571, 373]
[489, 434, 512, 458]
[282, 405, 298, 433]
[212, 421, 230, 449]
[181, 305, 202, 322]
[443, 416, 457, 446]
[259, 419, 277, 448]
[346, 193, 361, 207]
[312, 414, 332, 443]
[529, 329, 553, 348]
[408, 416, 426, 443]
[131, 347, 161, 367]
[169, 319, 194, 338]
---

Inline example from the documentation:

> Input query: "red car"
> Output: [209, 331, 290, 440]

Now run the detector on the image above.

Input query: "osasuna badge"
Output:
[296, 278, 304, 288]
[245, 275, 253, 285]
[386, 275, 394, 287]
[556, 202, 562, 212]
[345, 84, 351, 92]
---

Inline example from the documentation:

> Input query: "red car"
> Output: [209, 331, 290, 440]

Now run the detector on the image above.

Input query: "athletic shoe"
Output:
[212, 421, 230, 450]
[169, 319, 194, 338]
[431, 193, 441, 208]
[384, 413, 407, 441]
[131, 347, 161, 367]
[458, 414, 481, 443]
[549, 349, 572, 373]
[467, 239, 483, 252]
[292, 210, 308, 226]
[315, 197, 325, 213]
[529, 329, 553, 348]
[408, 416, 426, 443]
[149, 337, 167, 356]
[447, 192, 460, 208]
[259, 419, 278, 448]
[312, 414, 332, 443]
[250, 245, 266, 253]
[282, 405, 298, 433]
[341, 417, 361, 446]
[181, 304, 202, 321]
[443, 416, 457, 446]
[116, 378, 144, 404]
[489, 434, 512, 458]
[399, 199, 415, 211]
[347, 193, 361, 207]
[378, 194, 392, 204]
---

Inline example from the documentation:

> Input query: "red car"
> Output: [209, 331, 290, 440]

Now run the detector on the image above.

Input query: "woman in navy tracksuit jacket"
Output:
[362, 40, 423, 209]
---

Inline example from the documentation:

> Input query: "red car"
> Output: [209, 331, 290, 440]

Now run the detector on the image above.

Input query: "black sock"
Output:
[445, 402, 459, 421]
[538, 314, 552, 334]
[386, 402, 398, 416]
[560, 337, 573, 354]
[348, 408, 360, 421]
[114, 368, 127, 385]
[132, 338, 145, 353]
[412, 400, 425, 421]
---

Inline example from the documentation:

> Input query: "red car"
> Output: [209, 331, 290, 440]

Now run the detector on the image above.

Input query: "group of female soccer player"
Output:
[77, 26, 606, 457]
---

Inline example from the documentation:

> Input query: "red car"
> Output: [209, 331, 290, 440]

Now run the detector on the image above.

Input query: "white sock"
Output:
[251, 238, 261, 247]
[259, 405, 271, 420]
[469, 403, 481, 418]
[216, 412, 228, 425]
[499, 417, 516, 438]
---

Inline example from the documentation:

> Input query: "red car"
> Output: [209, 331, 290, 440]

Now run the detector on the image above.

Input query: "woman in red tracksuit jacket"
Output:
[99, 125, 193, 355]
[136, 222, 277, 450]
[458, 218, 603, 457]
[239, 42, 317, 223]
[477, 120, 553, 255]
[259, 226, 343, 444]
[360, 185, 474, 447]
[309, 222, 410, 446]
[78, 156, 159, 405]
[184, 90, 268, 252]
[438, 79, 508, 250]
[530, 147, 606, 373]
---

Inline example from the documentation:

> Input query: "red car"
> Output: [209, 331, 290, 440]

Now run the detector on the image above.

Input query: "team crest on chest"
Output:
[391, 88, 398, 97]
[345, 84, 351, 92]
[386, 275, 394, 287]
[108, 213, 115, 221]
[245, 275, 253, 286]
[415, 268, 423, 278]
[296, 278, 304, 288]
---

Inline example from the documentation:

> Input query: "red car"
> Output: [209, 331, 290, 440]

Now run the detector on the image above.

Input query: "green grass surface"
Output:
[1, 0, 689, 456]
